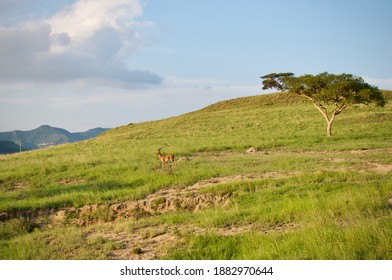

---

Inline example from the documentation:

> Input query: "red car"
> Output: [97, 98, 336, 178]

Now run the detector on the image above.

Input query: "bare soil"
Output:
[88, 221, 301, 260]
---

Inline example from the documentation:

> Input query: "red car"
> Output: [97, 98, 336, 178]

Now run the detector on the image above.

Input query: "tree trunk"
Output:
[326, 120, 333, 137]
[308, 100, 333, 137]
[299, 94, 346, 137]
[326, 105, 342, 137]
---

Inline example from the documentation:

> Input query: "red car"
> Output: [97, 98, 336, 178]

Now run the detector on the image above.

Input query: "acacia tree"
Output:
[261, 72, 385, 137]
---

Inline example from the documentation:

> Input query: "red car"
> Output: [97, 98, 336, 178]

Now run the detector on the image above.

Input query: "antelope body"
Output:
[156, 149, 175, 169]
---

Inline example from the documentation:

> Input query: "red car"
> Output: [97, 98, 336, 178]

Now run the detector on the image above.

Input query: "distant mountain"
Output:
[0, 125, 110, 152]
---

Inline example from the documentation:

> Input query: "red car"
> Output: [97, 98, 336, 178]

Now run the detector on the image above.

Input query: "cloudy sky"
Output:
[1, 0, 391, 132]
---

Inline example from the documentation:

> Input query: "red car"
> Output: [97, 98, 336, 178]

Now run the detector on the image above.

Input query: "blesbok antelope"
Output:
[156, 148, 175, 169]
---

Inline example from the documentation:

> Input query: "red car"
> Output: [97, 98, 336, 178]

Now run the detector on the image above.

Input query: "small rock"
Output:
[246, 147, 257, 153]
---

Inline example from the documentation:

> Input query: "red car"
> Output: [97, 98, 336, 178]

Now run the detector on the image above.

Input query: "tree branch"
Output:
[300, 94, 330, 123]
[334, 104, 347, 115]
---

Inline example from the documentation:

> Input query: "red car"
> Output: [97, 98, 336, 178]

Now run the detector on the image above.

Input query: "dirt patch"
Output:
[88, 221, 301, 260]
[321, 155, 392, 174]
[349, 148, 392, 154]
[1, 190, 230, 226]
[5, 180, 30, 192]
[72, 186, 231, 226]
[369, 163, 392, 174]
[90, 226, 177, 260]
[58, 178, 85, 185]
[109, 192, 231, 222]
[190, 172, 294, 190]
[322, 157, 346, 163]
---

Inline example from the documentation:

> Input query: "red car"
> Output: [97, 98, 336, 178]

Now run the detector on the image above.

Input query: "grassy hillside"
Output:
[1, 91, 392, 259]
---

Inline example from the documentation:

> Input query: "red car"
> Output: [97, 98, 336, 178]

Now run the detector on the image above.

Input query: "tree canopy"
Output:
[261, 72, 386, 137]
[260, 72, 294, 91]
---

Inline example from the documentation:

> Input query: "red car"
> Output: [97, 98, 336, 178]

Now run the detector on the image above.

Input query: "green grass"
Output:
[0, 91, 392, 259]
[168, 217, 392, 260]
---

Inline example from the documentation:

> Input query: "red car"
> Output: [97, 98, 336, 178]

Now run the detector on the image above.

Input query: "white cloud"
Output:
[0, 0, 162, 86]
[47, 0, 145, 54]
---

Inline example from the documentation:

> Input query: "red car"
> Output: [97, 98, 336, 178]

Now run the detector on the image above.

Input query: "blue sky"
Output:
[1, 0, 391, 131]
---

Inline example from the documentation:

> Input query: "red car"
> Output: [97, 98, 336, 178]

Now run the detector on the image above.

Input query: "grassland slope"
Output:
[0, 91, 391, 259]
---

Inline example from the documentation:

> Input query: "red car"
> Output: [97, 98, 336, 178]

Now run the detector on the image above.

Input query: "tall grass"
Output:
[169, 217, 392, 260]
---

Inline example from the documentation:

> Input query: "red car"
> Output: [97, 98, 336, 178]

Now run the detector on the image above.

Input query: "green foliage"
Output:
[260, 72, 294, 91]
[285, 72, 385, 107]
